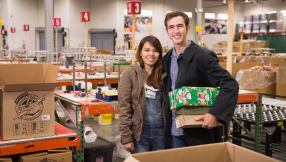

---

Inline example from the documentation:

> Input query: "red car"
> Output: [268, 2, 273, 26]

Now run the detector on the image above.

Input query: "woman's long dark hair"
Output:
[136, 36, 164, 90]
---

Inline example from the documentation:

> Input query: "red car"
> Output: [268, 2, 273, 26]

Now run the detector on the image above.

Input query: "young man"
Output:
[163, 11, 239, 148]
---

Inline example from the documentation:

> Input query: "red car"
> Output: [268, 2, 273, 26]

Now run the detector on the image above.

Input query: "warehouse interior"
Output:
[0, 0, 285, 162]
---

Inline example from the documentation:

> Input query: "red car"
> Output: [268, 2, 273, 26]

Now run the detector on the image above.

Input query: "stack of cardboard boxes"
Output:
[0, 63, 72, 161]
[88, 59, 131, 73]
[219, 57, 265, 78]
[169, 87, 222, 128]
[215, 40, 269, 54]
[219, 56, 286, 99]
[113, 62, 131, 72]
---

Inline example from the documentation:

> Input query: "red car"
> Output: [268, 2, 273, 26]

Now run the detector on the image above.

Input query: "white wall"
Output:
[242, 0, 286, 32]
[2, 0, 39, 50]
[202, 2, 243, 49]
[2, 0, 268, 52]
[242, 0, 286, 15]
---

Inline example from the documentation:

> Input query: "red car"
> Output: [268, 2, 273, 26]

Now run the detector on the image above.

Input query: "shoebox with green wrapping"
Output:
[168, 87, 220, 110]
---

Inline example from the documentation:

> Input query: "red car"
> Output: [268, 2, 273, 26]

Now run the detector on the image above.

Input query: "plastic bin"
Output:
[66, 56, 74, 65]
[94, 115, 99, 121]
[98, 114, 112, 125]
[84, 136, 115, 162]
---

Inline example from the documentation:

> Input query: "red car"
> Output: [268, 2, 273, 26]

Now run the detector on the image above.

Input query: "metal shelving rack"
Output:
[229, 91, 262, 153]
[11, 50, 50, 63]
[54, 91, 119, 162]
[55, 55, 134, 161]
[232, 95, 286, 157]
[54, 95, 85, 162]
[0, 123, 80, 159]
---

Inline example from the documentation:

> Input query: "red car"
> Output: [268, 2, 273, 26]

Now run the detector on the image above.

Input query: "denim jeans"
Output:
[132, 89, 164, 153]
[171, 135, 187, 148]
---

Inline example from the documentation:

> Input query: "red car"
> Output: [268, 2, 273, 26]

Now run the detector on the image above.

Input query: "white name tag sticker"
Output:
[42, 115, 50, 121]
[146, 89, 156, 99]
[176, 120, 180, 128]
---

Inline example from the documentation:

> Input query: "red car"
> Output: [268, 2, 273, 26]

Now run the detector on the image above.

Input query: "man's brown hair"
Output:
[164, 11, 189, 29]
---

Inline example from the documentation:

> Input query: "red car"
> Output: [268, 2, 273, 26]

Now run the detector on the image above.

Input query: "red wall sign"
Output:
[127, 1, 141, 14]
[80, 11, 90, 22]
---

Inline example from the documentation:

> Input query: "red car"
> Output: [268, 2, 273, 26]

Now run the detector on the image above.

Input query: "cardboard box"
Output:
[236, 70, 276, 95]
[276, 67, 286, 100]
[254, 41, 269, 49]
[219, 62, 265, 78]
[113, 65, 130, 72]
[175, 115, 222, 128]
[0, 156, 12, 162]
[232, 42, 240, 47]
[90, 65, 112, 73]
[175, 106, 211, 117]
[18, 148, 72, 162]
[97, 49, 113, 55]
[232, 47, 239, 52]
[124, 142, 279, 162]
[168, 87, 220, 110]
[89, 49, 98, 54]
[112, 113, 119, 120]
[272, 57, 286, 67]
[0, 63, 59, 140]
[217, 41, 227, 47]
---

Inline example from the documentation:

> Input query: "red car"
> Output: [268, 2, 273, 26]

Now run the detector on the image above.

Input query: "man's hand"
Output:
[123, 142, 134, 152]
[195, 113, 218, 129]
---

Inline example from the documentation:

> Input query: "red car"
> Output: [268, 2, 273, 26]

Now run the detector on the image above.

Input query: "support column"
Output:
[44, 0, 54, 62]
[226, 0, 234, 75]
[196, 0, 202, 44]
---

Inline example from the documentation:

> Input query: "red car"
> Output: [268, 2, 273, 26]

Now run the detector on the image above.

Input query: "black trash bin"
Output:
[84, 136, 115, 162]
[67, 56, 74, 66]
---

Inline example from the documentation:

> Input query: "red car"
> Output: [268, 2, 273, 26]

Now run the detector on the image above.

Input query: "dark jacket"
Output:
[163, 41, 239, 148]
[118, 63, 166, 145]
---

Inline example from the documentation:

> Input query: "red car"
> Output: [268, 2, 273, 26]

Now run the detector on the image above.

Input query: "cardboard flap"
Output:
[225, 142, 234, 162]
[0, 156, 12, 161]
[44, 64, 60, 83]
[0, 64, 44, 86]
[124, 156, 140, 162]
[20, 151, 48, 158]
[3, 83, 58, 92]
[232, 142, 280, 162]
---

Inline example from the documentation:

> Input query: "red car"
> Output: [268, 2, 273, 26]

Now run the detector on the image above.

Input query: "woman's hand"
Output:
[123, 142, 134, 152]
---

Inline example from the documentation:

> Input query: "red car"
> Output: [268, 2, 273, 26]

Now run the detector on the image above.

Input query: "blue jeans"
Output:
[132, 89, 164, 153]
[171, 135, 187, 148]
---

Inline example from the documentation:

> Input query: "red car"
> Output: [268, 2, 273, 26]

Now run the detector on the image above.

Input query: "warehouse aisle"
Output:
[85, 116, 125, 162]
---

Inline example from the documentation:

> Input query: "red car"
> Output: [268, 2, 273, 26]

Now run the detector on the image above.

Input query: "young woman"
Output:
[118, 36, 165, 153]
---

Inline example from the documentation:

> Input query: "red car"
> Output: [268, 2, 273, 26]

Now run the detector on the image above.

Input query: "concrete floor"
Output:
[85, 115, 125, 162]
